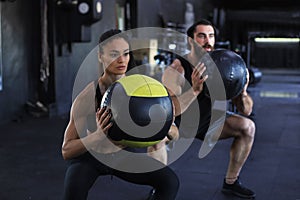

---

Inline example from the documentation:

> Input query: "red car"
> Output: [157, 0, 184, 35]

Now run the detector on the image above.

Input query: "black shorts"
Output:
[175, 94, 212, 141]
[176, 98, 235, 141]
[195, 110, 235, 140]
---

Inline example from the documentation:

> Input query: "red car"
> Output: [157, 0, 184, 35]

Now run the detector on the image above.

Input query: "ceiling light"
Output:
[254, 37, 300, 43]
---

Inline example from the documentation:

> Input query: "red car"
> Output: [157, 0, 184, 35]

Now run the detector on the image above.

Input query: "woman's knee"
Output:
[154, 169, 179, 200]
[63, 162, 98, 198]
[161, 168, 179, 191]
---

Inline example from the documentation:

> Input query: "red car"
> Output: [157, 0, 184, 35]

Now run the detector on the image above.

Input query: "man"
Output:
[162, 19, 256, 199]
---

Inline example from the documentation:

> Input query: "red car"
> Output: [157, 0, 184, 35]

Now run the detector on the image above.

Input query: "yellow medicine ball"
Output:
[101, 74, 173, 148]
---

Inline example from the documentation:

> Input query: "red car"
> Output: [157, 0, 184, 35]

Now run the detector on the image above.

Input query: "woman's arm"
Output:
[62, 105, 112, 160]
[61, 111, 88, 160]
[61, 83, 112, 160]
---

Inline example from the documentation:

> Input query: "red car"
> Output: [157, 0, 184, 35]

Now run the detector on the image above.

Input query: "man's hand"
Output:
[191, 62, 208, 95]
[162, 59, 185, 96]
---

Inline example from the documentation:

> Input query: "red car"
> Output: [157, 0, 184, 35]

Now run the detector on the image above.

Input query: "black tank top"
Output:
[174, 56, 212, 140]
[95, 81, 103, 112]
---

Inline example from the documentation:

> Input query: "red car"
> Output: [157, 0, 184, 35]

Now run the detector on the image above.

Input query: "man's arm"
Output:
[231, 68, 253, 116]
[162, 59, 208, 116]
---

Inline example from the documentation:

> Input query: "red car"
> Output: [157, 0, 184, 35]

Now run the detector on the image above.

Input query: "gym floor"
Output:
[0, 69, 299, 200]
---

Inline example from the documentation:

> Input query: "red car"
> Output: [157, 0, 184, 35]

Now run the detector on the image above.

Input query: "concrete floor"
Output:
[0, 69, 299, 200]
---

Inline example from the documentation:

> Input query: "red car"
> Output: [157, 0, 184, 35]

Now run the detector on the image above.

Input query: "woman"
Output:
[61, 29, 179, 200]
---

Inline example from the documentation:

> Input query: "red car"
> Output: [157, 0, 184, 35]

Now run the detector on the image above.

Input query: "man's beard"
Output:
[193, 41, 207, 61]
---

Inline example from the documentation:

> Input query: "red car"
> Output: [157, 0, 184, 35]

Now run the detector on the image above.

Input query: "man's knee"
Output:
[241, 117, 255, 139]
[223, 115, 255, 139]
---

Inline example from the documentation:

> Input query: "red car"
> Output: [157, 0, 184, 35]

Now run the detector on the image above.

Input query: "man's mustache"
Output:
[203, 44, 213, 49]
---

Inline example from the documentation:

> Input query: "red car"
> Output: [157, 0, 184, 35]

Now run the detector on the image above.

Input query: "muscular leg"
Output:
[219, 114, 255, 183]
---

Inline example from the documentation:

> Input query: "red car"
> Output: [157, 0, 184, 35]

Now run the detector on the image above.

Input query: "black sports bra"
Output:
[95, 80, 103, 112]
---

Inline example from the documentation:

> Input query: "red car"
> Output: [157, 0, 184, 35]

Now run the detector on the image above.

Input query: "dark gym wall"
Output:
[136, 0, 213, 27]
[51, 0, 215, 116]
[216, 6, 300, 69]
[0, 0, 119, 124]
[0, 1, 40, 124]
[253, 43, 300, 69]
[0, 0, 215, 124]
[50, 0, 118, 116]
[159, 0, 213, 25]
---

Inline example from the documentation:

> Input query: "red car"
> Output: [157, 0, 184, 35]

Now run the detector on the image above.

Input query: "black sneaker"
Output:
[146, 188, 156, 200]
[222, 177, 256, 199]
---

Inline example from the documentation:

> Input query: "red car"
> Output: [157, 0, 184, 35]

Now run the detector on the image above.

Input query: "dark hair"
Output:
[187, 19, 218, 39]
[98, 29, 136, 70]
[98, 29, 128, 53]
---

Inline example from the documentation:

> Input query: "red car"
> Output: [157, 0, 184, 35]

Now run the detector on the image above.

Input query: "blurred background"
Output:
[0, 1, 299, 200]
[0, 0, 299, 123]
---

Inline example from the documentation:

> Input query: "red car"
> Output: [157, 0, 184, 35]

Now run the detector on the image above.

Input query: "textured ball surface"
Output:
[101, 74, 173, 148]
[210, 49, 247, 100]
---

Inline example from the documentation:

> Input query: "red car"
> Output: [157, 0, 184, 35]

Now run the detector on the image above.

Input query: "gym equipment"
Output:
[101, 74, 173, 148]
[248, 66, 262, 85]
[210, 49, 248, 100]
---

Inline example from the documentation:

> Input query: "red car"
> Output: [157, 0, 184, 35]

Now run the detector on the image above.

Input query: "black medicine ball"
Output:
[210, 49, 247, 100]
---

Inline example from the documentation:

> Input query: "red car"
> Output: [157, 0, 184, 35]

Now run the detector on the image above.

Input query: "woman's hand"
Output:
[95, 106, 113, 136]
[87, 106, 125, 153]
[87, 107, 113, 148]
